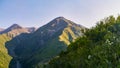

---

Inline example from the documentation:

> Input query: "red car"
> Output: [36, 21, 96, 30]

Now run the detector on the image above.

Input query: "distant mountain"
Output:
[0, 24, 22, 34]
[6, 17, 86, 68]
[0, 24, 36, 68]
[0, 24, 37, 37]
[0, 28, 4, 32]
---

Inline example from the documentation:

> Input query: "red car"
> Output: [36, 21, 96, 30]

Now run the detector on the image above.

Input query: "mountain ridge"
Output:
[0, 24, 37, 36]
[6, 17, 86, 68]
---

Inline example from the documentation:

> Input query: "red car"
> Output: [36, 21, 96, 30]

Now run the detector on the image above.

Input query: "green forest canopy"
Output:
[48, 15, 120, 68]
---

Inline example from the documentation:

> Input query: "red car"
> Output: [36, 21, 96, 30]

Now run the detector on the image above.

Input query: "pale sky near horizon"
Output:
[0, 0, 120, 28]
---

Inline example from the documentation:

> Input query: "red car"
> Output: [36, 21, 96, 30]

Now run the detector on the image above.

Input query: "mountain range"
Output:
[0, 17, 86, 68]
[1, 15, 120, 68]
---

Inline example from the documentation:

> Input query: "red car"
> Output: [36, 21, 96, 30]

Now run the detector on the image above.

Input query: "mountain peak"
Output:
[55, 16, 65, 19]
[35, 17, 85, 37]
[10, 24, 22, 29]
[48, 16, 74, 26]
[0, 24, 23, 34]
[54, 16, 69, 22]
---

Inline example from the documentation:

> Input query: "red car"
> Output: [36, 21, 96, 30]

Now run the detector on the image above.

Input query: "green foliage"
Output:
[48, 15, 120, 68]
[0, 34, 12, 68]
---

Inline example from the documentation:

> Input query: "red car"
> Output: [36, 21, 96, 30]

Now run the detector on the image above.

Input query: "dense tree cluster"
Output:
[48, 15, 120, 68]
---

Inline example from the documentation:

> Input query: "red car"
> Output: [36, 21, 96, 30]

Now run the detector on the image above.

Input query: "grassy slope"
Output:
[59, 26, 83, 45]
[0, 34, 12, 68]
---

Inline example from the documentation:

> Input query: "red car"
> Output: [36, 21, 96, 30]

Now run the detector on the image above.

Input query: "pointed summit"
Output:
[36, 17, 86, 33]
[55, 16, 66, 20]
[54, 16, 86, 28]
[53, 16, 69, 22]
[34, 17, 86, 38]
[35, 17, 73, 34]
[2, 24, 22, 33]
[9, 24, 22, 30]
[0, 24, 24, 34]
[44, 16, 76, 28]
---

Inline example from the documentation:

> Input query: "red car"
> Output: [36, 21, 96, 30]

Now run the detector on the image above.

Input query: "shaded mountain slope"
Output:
[6, 17, 86, 68]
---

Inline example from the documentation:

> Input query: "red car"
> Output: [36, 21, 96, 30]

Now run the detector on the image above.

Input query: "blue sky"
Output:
[0, 0, 120, 28]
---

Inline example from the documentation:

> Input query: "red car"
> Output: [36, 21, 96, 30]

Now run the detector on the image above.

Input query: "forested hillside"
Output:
[48, 16, 120, 68]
